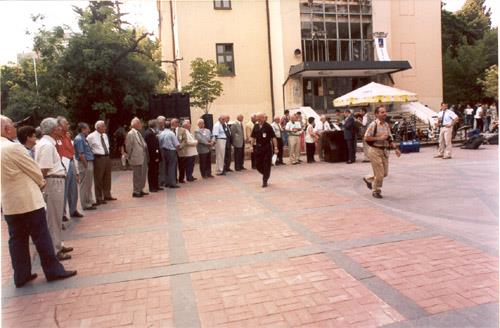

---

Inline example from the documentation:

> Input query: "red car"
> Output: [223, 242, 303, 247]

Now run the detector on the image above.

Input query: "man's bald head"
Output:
[255, 112, 265, 124]
[0, 115, 16, 140]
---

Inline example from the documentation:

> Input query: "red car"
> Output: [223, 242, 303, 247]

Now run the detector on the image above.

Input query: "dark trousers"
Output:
[345, 137, 356, 162]
[277, 138, 284, 164]
[476, 118, 484, 132]
[185, 156, 196, 180]
[162, 149, 178, 187]
[4, 207, 65, 285]
[251, 146, 256, 169]
[224, 145, 232, 171]
[178, 156, 186, 182]
[466, 115, 473, 126]
[234, 146, 244, 170]
[148, 159, 159, 191]
[199, 152, 212, 177]
[255, 146, 272, 183]
[306, 142, 316, 163]
[93, 155, 112, 201]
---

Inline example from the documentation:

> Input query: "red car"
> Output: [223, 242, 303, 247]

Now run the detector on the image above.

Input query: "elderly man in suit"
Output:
[125, 117, 149, 198]
[181, 120, 198, 182]
[195, 119, 214, 178]
[144, 119, 162, 192]
[34, 118, 74, 261]
[171, 118, 189, 183]
[231, 114, 245, 171]
[1, 115, 77, 287]
[343, 109, 357, 164]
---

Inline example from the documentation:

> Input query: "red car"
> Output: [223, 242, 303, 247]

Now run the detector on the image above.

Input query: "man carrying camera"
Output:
[363, 106, 401, 199]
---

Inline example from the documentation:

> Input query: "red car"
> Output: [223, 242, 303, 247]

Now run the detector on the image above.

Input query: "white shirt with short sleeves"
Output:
[475, 107, 484, 119]
[439, 109, 458, 126]
[34, 135, 66, 176]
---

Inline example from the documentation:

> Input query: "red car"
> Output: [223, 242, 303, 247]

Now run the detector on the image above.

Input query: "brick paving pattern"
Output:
[1, 146, 498, 327]
[2, 277, 172, 327]
[192, 254, 403, 327]
[345, 236, 499, 314]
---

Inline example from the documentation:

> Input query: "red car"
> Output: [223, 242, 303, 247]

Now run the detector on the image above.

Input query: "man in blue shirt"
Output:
[159, 128, 181, 188]
[73, 123, 96, 210]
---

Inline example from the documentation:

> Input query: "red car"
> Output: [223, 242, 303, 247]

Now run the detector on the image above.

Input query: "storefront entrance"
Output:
[303, 76, 371, 112]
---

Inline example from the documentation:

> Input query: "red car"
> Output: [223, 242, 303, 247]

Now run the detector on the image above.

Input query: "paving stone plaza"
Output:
[2, 145, 498, 327]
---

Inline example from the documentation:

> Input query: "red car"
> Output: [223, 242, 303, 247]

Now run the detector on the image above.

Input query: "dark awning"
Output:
[288, 61, 412, 78]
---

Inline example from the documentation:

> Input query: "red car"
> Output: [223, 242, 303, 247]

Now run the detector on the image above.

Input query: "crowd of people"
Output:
[3, 100, 496, 288]
[461, 103, 497, 132]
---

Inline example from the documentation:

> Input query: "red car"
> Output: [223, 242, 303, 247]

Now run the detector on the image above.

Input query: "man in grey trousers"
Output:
[34, 118, 73, 261]
[125, 117, 149, 197]
[73, 123, 97, 211]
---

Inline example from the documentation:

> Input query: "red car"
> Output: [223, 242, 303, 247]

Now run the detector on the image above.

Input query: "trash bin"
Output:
[323, 131, 348, 163]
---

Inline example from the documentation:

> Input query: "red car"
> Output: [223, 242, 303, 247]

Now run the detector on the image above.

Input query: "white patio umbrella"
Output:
[333, 82, 418, 107]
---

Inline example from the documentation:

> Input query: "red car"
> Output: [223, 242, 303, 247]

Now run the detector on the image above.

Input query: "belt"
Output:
[93, 154, 109, 158]
[46, 175, 66, 179]
[370, 145, 387, 150]
[216, 137, 226, 140]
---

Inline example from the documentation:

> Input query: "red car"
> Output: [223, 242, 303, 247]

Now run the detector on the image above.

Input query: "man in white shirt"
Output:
[34, 118, 73, 261]
[474, 104, 484, 132]
[434, 103, 458, 159]
[87, 120, 117, 204]
[285, 114, 303, 165]
[271, 115, 285, 165]
[212, 115, 227, 175]
[464, 105, 474, 126]
[315, 115, 331, 161]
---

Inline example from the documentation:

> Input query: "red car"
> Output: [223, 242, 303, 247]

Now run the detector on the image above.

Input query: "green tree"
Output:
[456, 0, 492, 44]
[1, 25, 69, 123]
[441, 0, 497, 104]
[443, 42, 487, 104]
[59, 1, 168, 125]
[478, 65, 498, 101]
[181, 58, 224, 114]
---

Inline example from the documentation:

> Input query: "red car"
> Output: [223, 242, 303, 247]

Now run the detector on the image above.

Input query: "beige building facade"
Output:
[157, 0, 443, 122]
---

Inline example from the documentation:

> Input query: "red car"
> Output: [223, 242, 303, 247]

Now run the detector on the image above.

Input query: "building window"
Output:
[216, 43, 235, 75]
[300, 0, 373, 62]
[214, 0, 231, 10]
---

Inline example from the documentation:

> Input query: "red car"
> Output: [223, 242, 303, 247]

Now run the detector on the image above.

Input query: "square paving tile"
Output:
[177, 196, 271, 221]
[345, 236, 499, 314]
[72, 205, 168, 234]
[191, 254, 404, 327]
[61, 231, 169, 277]
[266, 190, 350, 212]
[183, 218, 311, 261]
[2, 277, 172, 328]
[293, 207, 421, 242]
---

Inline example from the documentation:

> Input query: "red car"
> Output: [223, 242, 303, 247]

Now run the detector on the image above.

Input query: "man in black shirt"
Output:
[251, 113, 278, 187]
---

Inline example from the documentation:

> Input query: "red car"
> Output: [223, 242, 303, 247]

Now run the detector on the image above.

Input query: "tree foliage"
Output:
[442, 0, 498, 105]
[1, 1, 168, 128]
[181, 58, 224, 114]
[478, 65, 498, 101]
